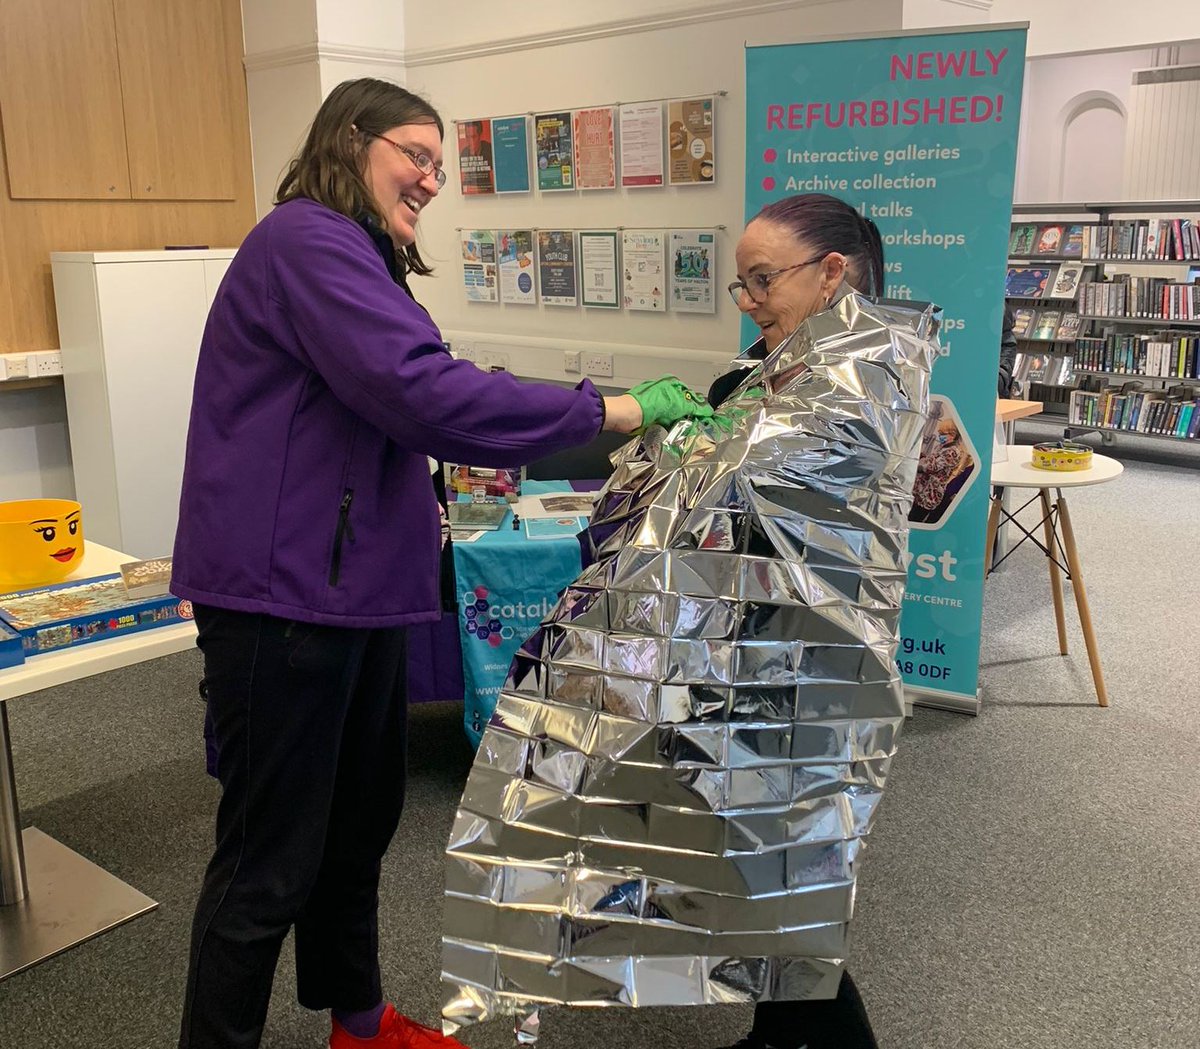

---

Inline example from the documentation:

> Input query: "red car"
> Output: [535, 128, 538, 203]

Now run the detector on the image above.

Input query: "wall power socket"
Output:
[0, 353, 30, 380]
[26, 350, 63, 377]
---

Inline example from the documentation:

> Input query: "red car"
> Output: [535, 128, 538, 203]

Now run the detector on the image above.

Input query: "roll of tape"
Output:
[1031, 441, 1093, 471]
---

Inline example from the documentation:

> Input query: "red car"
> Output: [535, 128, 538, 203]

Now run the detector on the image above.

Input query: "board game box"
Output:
[0, 620, 23, 670]
[0, 573, 191, 656]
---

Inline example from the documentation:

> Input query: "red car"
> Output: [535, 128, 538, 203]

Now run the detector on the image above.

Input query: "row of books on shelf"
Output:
[1074, 333, 1200, 379]
[1011, 308, 1081, 342]
[1005, 262, 1092, 300]
[1014, 351, 1075, 387]
[1010, 218, 1200, 261]
[1069, 388, 1200, 439]
[1079, 278, 1200, 320]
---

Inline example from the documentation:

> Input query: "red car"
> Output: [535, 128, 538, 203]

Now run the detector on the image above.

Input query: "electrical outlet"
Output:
[0, 353, 30, 380]
[583, 352, 613, 378]
[480, 351, 509, 372]
[456, 343, 477, 363]
[563, 350, 581, 374]
[26, 350, 63, 377]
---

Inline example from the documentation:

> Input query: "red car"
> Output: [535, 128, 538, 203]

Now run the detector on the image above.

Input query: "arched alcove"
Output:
[1054, 91, 1127, 201]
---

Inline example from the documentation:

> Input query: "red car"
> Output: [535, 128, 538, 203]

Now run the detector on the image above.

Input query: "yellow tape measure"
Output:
[1031, 441, 1093, 471]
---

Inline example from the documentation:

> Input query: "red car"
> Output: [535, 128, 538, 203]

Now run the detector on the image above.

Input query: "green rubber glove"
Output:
[627, 376, 714, 432]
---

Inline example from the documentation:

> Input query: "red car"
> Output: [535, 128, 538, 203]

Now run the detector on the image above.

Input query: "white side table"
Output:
[0, 543, 197, 980]
[985, 446, 1123, 707]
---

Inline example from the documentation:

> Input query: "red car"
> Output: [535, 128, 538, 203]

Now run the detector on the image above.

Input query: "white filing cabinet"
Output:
[50, 249, 236, 559]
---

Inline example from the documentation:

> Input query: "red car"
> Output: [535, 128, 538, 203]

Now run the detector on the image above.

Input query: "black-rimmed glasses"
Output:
[361, 129, 447, 189]
[727, 254, 825, 305]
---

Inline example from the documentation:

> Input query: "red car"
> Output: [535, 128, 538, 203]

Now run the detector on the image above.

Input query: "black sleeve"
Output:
[997, 306, 1018, 398]
[708, 366, 755, 408]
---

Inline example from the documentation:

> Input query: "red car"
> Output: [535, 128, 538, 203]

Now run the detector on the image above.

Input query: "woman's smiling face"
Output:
[362, 121, 443, 248]
[733, 218, 846, 352]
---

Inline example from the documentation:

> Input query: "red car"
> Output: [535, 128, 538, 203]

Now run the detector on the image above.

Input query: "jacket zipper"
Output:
[329, 488, 355, 586]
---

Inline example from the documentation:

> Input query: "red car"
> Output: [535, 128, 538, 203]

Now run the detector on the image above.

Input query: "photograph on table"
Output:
[456, 119, 495, 195]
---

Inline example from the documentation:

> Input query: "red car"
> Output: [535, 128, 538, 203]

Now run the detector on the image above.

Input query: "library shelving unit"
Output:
[1006, 200, 1200, 444]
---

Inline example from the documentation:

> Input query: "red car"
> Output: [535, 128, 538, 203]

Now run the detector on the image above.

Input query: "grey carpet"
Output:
[1, 433, 1197, 1049]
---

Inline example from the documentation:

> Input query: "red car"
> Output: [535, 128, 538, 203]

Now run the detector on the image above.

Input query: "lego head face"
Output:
[0, 499, 85, 591]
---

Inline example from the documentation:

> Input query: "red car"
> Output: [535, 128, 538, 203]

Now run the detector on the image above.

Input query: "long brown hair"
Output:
[275, 78, 444, 276]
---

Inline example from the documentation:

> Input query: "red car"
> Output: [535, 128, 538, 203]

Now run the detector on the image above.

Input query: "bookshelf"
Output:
[1006, 201, 1200, 442]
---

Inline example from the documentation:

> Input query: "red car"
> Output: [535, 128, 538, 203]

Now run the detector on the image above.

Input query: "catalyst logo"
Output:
[462, 585, 555, 647]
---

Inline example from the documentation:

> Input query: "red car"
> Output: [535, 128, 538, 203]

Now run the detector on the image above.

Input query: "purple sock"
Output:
[332, 1002, 387, 1039]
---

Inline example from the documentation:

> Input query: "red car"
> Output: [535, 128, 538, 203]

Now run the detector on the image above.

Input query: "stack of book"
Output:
[1011, 219, 1200, 261]
[1069, 389, 1200, 438]
[1079, 278, 1200, 320]
[1074, 333, 1200, 377]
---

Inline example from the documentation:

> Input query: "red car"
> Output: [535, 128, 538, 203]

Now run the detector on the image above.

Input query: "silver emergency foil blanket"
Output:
[442, 289, 938, 1036]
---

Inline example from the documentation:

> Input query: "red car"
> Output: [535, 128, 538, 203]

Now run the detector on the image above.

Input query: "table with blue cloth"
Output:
[406, 480, 594, 745]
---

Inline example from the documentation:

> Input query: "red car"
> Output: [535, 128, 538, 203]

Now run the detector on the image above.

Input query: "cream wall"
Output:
[991, 0, 1200, 57]
[403, 0, 905, 389]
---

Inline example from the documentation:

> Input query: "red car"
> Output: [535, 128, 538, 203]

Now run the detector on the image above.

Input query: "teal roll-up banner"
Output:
[745, 25, 1027, 706]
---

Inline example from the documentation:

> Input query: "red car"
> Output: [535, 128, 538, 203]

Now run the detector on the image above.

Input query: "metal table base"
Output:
[0, 826, 157, 981]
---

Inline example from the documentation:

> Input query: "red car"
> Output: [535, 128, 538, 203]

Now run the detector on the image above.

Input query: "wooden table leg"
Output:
[1057, 492, 1109, 707]
[1039, 489, 1069, 656]
[984, 493, 1003, 576]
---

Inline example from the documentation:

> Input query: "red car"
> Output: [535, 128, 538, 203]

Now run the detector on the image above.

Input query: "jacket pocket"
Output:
[329, 488, 355, 586]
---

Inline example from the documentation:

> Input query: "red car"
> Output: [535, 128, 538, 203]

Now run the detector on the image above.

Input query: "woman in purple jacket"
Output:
[171, 79, 682, 1049]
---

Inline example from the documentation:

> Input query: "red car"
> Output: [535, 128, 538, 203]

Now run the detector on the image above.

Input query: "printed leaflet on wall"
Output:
[537, 230, 578, 306]
[669, 229, 716, 314]
[619, 102, 665, 187]
[462, 230, 498, 302]
[498, 230, 536, 305]
[580, 231, 620, 308]
[622, 231, 666, 311]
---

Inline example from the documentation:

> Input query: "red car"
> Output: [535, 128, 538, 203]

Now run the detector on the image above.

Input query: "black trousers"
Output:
[179, 606, 409, 1049]
[751, 971, 878, 1049]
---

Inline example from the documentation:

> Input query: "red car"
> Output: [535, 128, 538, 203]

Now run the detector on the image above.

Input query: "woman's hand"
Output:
[602, 394, 644, 433]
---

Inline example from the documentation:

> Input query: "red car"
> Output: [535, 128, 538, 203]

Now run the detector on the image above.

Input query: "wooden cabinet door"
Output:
[0, 0, 132, 199]
[112, 0, 238, 201]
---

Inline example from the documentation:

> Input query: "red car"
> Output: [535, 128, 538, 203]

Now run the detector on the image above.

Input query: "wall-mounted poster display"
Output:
[457, 119, 495, 195]
[491, 116, 531, 194]
[537, 230, 578, 305]
[668, 96, 715, 185]
[579, 231, 619, 308]
[573, 107, 616, 190]
[621, 230, 666, 312]
[669, 229, 716, 314]
[619, 101, 664, 188]
[498, 230, 536, 305]
[535, 112, 574, 191]
[462, 230, 498, 301]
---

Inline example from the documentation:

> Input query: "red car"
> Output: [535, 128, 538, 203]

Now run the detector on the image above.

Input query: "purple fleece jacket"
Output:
[172, 198, 604, 627]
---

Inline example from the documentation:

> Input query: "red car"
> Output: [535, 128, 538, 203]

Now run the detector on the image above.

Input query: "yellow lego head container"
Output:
[1031, 441, 1093, 472]
[0, 499, 85, 592]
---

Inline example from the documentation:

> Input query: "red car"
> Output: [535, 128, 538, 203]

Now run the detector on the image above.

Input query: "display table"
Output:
[996, 397, 1042, 436]
[0, 543, 197, 980]
[984, 446, 1123, 707]
[448, 481, 591, 744]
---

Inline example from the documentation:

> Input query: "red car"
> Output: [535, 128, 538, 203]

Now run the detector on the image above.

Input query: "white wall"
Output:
[0, 386, 75, 502]
[1013, 43, 1200, 202]
[991, 0, 1200, 57]
[401, 0, 905, 388]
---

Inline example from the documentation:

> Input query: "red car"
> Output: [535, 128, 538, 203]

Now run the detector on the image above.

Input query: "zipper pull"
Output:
[340, 490, 355, 541]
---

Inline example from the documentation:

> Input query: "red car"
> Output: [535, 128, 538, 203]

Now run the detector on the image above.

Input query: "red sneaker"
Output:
[330, 1004, 470, 1049]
